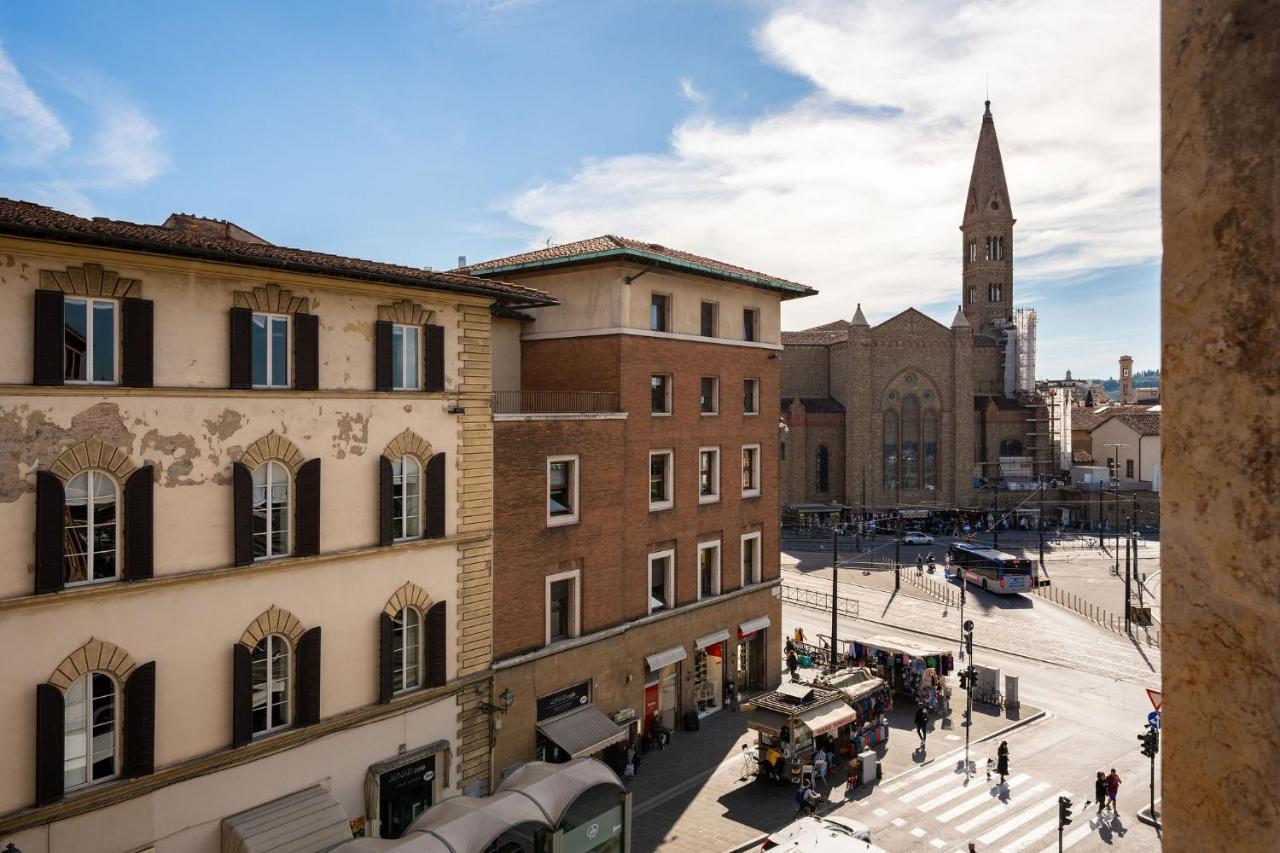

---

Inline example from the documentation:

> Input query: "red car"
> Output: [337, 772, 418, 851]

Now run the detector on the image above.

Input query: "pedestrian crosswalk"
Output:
[863, 763, 1108, 852]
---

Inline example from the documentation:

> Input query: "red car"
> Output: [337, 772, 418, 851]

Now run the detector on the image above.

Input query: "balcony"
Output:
[492, 390, 621, 416]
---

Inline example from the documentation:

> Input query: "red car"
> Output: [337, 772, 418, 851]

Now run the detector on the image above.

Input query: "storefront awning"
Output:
[738, 616, 771, 637]
[222, 784, 352, 853]
[747, 707, 790, 736]
[860, 635, 946, 660]
[537, 704, 628, 758]
[695, 629, 730, 649]
[645, 645, 688, 671]
[797, 700, 859, 737]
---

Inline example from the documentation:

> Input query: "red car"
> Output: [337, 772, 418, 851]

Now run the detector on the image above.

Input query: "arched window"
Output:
[64, 471, 119, 585]
[901, 395, 920, 489]
[392, 606, 423, 693]
[392, 456, 422, 541]
[883, 412, 898, 491]
[251, 634, 291, 735]
[64, 672, 117, 788]
[252, 461, 291, 559]
[816, 446, 830, 493]
[923, 410, 939, 489]
[999, 438, 1024, 457]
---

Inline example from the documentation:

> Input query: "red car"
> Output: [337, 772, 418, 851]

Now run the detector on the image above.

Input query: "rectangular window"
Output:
[697, 541, 721, 600]
[743, 308, 760, 342]
[741, 444, 761, 497]
[649, 450, 673, 511]
[63, 297, 117, 384]
[741, 531, 762, 586]
[987, 282, 1003, 302]
[743, 378, 760, 415]
[547, 456, 579, 526]
[700, 301, 718, 337]
[546, 570, 579, 645]
[968, 285, 976, 304]
[251, 312, 290, 388]
[648, 549, 675, 614]
[1126, 459, 1135, 479]
[650, 374, 672, 415]
[391, 324, 420, 390]
[698, 447, 720, 504]
[650, 293, 671, 332]
[700, 376, 719, 415]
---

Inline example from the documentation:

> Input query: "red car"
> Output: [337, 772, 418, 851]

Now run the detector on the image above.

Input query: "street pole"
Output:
[894, 479, 901, 592]
[860, 467, 867, 553]
[991, 477, 999, 550]
[1097, 488, 1104, 548]
[1134, 517, 1145, 609]
[963, 621, 975, 776]
[830, 529, 839, 671]
[1124, 517, 1132, 634]
[1114, 484, 1120, 576]
[1038, 476, 1046, 571]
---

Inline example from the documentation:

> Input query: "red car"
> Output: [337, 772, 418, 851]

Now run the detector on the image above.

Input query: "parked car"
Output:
[761, 815, 881, 851]
[902, 531, 934, 545]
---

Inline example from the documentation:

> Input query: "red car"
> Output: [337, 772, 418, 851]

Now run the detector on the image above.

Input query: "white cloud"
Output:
[0, 44, 71, 165]
[679, 77, 706, 105]
[503, 0, 1160, 329]
[88, 100, 169, 187]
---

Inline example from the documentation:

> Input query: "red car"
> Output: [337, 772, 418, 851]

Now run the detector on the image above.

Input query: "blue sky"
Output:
[0, 0, 1160, 380]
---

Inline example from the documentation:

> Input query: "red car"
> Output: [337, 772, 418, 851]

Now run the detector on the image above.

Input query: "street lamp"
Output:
[961, 620, 975, 777]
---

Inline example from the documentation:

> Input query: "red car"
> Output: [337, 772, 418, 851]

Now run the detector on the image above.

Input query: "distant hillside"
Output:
[1096, 369, 1160, 394]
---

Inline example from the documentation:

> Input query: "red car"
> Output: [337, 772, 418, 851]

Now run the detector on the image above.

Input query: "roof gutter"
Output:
[0, 221, 559, 309]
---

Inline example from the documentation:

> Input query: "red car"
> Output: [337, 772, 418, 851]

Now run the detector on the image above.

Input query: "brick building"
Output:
[460, 237, 814, 777]
[780, 102, 1051, 516]
[0, 200, 553, 851]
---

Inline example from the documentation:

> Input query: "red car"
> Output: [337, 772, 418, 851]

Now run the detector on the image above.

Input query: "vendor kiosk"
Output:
[843, 635, 954, 717]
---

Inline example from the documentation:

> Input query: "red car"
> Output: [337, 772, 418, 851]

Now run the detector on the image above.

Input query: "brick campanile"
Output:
[961, 100, 1016, 336]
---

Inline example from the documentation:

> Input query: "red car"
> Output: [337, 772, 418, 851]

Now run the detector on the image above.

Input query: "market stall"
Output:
[811, 667, 892, 755]
[747, 682, 858, 782]
[843, 635, 954, 717]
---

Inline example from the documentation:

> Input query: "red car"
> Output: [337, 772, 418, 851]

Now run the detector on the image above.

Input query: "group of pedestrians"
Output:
[1094, 768, 1123, 815]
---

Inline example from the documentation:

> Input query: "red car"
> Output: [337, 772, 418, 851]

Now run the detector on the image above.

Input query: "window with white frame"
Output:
[697, 540, 721, 600]
[740, 531, 762, 586]
[63, 297, 117, 384]
[251, 312, 290, 388]
[392, 455, 422, 540]
[251, 461, 291, 559]
[63, 672, 117, 789]
[700, 376, 719, 415]
[698, 447, 720, 503]
[649, 450, 673, 511]
[741, 444, 761, 497]
[251, 634, 291, 736]
[648, 549, 675, 614]
[547, 456, 579, 526]
[392, 324, 421, 390]
[64, 470, 119, 585]
[743, 308, 760, 342]
[651, 374, 672, 415]
[545, 569, 580, 645]
[743, 378, 760, 415]
[392, 606, 423, 693]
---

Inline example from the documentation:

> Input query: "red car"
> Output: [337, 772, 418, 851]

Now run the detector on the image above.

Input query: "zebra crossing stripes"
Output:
[933, 774, 1031, 822]
[1036, 822, 1095, 853]
[899, 771, 969, 803]
[976, 792, 1066, 844]
[1000, 815, 1062, 853]
[954, 782, 1051, 833]
[880, 757, 960, 795]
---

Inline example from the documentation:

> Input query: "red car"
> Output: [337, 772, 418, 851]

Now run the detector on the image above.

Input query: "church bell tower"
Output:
[961, 100, 1015, 335]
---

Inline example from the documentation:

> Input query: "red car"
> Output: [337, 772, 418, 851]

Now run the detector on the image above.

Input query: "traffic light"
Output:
[1139, 725, 1160, 758]
[959, 670, 969, 690]
[1058, 795, 1073, 828]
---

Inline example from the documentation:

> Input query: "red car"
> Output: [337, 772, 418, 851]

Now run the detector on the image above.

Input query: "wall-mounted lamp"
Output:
[479, 687, 515, 716]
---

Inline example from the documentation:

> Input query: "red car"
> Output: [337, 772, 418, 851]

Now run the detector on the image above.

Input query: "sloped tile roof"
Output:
[461, 235, 816, 300]
[0, 198, 556, 307]
[1072, 449, 1095, 464]
[782, 318, 852, 345]
[1073, 405, 1160, 433]
[1113, 412, 1161, 436]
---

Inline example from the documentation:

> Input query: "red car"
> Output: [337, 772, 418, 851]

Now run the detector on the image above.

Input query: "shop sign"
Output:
[612, 708, 635, 725]
[560, 805, 623, 853]
[537, 680, 591, 721]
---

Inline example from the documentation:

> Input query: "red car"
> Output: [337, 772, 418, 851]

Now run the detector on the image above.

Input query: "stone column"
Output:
[1162, 2, 1278, 848]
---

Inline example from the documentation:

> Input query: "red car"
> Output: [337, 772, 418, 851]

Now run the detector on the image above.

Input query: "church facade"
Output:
[780, 102, 1049, 514]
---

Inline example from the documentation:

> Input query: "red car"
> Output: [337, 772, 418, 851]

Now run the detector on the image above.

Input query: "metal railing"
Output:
[780, 584, 860, 621]
[491, 390, 621, 414]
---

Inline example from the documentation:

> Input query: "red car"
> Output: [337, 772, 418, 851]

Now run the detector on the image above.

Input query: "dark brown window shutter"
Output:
[123, 661, 156, 777]
[379, 455, 395, 547]
[35, 682, 64, 806]
[124, 466, 154, 581]
[378, 612, 394, 704]
[33, 289, 65, 386]
[295, 626, 322, 726]
[232, 642, 253, 747]
[375, 320, 393, 392]
[426, 601, 447, 688]
[35, 471, 65, 594]
[232, 461, 253, 566]
[229, 307, 253, 389]
[121, 297, 154, 388]
[293, 313, 319, 391]
[424, 452, 446, 539]
[295, 458, 321, 557]
[423, 323, 445, 392]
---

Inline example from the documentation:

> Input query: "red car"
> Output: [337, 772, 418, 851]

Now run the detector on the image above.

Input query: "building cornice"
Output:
[520, 327, 783, 351]
[0, 385, 489, 402]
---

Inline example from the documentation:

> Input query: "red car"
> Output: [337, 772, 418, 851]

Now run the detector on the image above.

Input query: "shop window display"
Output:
[693, 644, 723, 717]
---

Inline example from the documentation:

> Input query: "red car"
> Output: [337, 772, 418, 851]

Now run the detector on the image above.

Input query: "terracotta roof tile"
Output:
[462, 235, 816, 300]
[1072, 449, 1095, 464]
[0, 198, 556, 307]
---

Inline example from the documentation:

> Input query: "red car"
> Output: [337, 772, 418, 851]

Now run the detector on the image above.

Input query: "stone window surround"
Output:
[48, 438, 140, 485]
[232, 284, 310, 315]
[238, 605, 305, 650]
[237, 432, 306, 475]
[47, 637, 138, 690]
[38, 263, 142, 298]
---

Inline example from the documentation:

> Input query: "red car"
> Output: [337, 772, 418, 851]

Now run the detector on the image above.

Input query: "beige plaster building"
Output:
[780, 102, 1050, 513]
[0, 200, 553, 852]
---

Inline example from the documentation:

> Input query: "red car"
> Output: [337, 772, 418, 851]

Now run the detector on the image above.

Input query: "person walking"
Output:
[914, 705, 929, 746]
[786, 649, 799, 682]
[794, 627, 807, 646]
[1105, 768, 1121, 813]
[813, 748, 828, 789]
[996, 741, 1010, 785]
[1094, 771, 1107, 816]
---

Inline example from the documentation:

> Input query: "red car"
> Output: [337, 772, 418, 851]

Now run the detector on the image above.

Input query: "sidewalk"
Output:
[623, 686, 1041, 852]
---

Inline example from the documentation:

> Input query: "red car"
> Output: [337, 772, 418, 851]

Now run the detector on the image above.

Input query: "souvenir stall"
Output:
[746, 682, 858, 783]
[844, 635, 955, 717]
[815, 667, 892, 756]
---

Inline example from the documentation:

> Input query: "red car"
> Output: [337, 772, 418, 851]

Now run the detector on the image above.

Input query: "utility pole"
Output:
[1134, 517, 1145, 609]
[894, 477, 901, 591]
[859, 467, 867, 553]
[991, 476, 1000, 550]
[962, 620, 975, 776]
[1124, 516, 1132, 634]
[1038, 475, 1046, 570]
[830, 528, 839, 671]
[1097, 487, 1104, 548]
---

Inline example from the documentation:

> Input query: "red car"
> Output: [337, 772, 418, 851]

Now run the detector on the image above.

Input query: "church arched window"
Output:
[882, 413, 897, 492]
[883, 384, 941, 492]
[901, 395, 920, 489]
[923, 410, 939, 489]
[816, 446, 830, 494]
[999, 438, 1024, 457]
